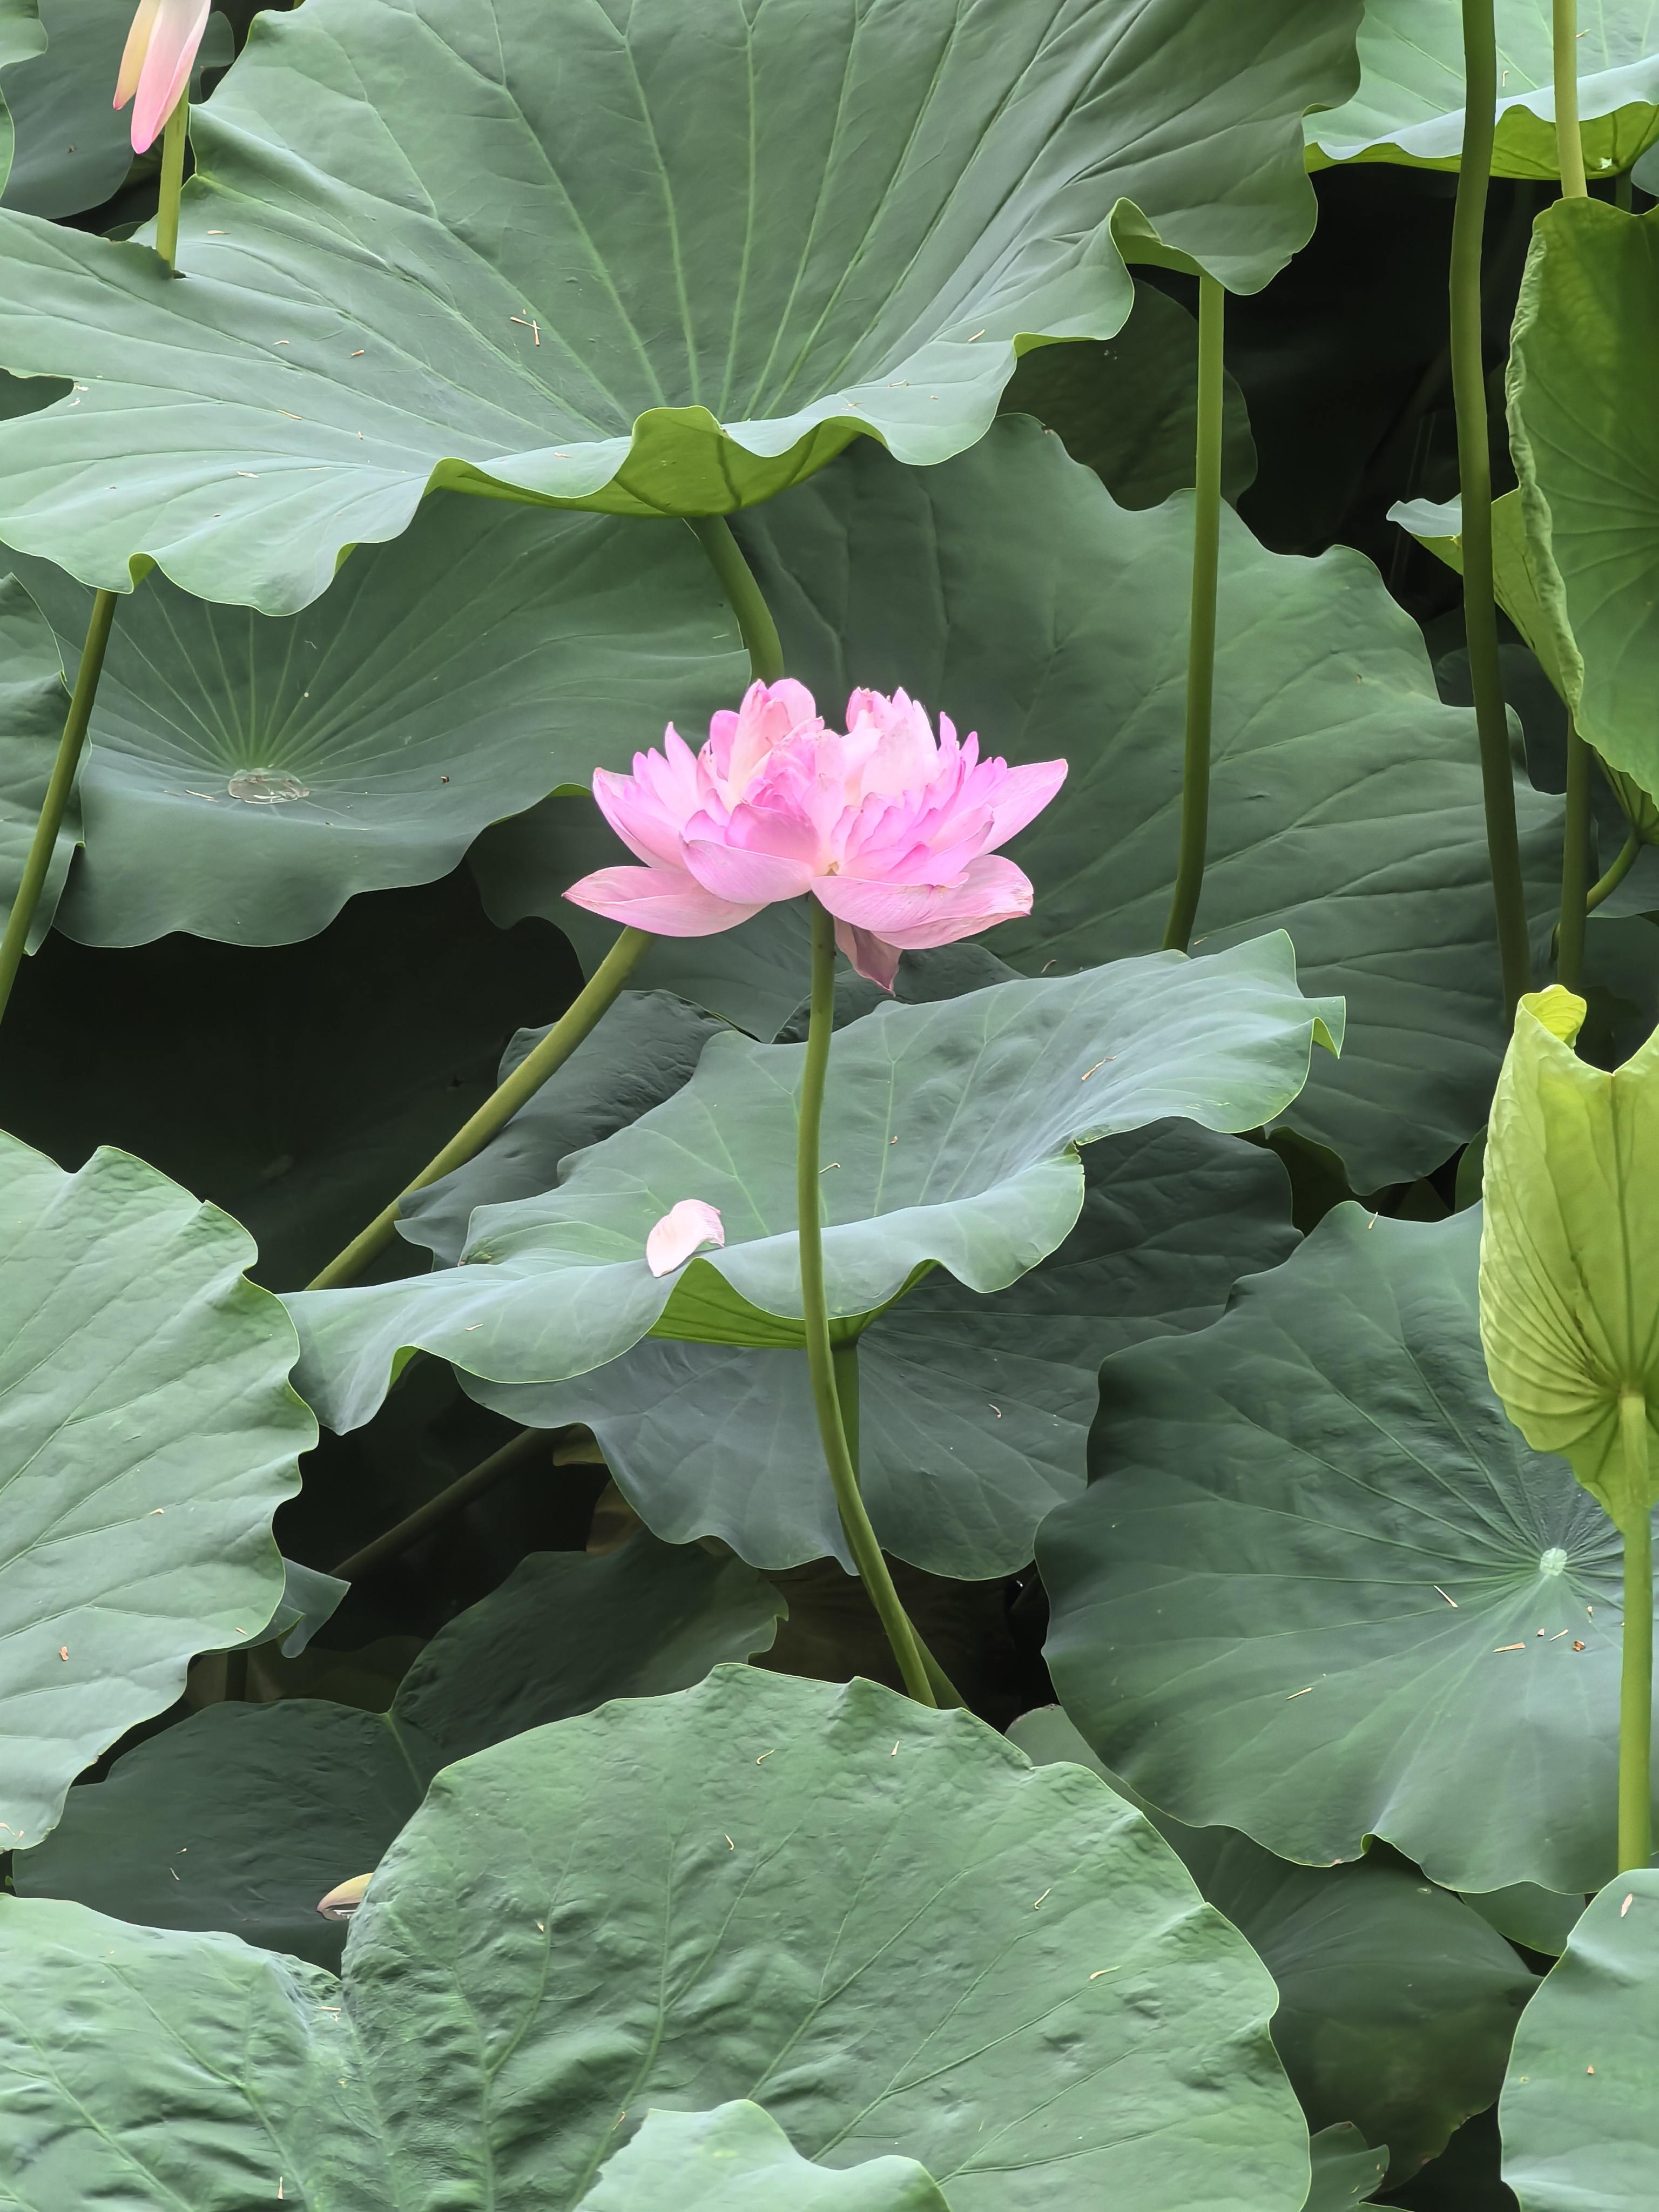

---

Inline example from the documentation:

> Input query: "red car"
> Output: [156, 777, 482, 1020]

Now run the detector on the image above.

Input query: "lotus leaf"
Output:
[0, 570, 72, 952]
[577, 2103, 952, 2212]
[1040, 1204, 1656, 1895]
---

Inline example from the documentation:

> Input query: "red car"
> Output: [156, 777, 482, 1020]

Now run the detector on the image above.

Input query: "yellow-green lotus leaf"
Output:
[1480, 984, 1659, 1531]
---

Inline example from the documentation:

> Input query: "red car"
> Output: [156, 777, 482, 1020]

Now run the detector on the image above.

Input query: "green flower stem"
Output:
[1162, 272, 1225, 955]
[1588, 830, 1641, 912]
[1454, 0, 1533, 1016]
[0, 587, 119, 1034]
[1552, 0, 1588, 199]
[155, 94, 188, 270]
[1557, 721, 1593, 990]
[331, 1426, 560, 1579]
[1618, 1391, 1654, 1872]
[833, 1337, 966, 1708]
[690, 516, 785, 686]
[800, 899, 935, 1705]
[305, 924, 653, 1290]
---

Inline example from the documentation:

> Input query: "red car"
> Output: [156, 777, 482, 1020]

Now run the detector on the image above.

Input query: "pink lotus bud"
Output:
[645, 1199, 725, 1277]
[115, 0, 211, 153]
[564, 681, 1067, 989]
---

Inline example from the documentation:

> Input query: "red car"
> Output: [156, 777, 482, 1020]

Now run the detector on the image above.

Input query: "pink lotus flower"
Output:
[115, 0, 211, 153]
[565, 682, 1067, 989]
[646, 1199, 725, 1278]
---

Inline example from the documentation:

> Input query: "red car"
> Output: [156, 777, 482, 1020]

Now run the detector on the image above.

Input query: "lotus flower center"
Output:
[1539, 1546, 1569, 1577]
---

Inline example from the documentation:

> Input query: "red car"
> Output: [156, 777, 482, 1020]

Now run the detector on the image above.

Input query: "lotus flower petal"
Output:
[116, 0, 211, 152]
[646, 1199, 725, 1277]
[833, 921, 903, 990]
[562, 864, 760, 937]
[813, 853, 1035, 947]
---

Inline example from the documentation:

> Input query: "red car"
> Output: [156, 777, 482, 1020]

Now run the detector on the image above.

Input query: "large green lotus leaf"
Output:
[0, 570, 75, 953]
[1040, 1204, 1655, 1897]
[467, 1119, 1297, 1577]
[578, 2103, 952, 2212]
[4, 494, 743, 946]
[399, 990, 726, 1266]
[15, 1533, 783, 1968]
[0, 1670, 1309, 2210]
[0, 0, 1361, 612]
[727, 418, 1561, 1190]
[997, 275, 1257, 510]
[1481, 990, 1659, 1532]
[1009, 1705, 1535, 2183]
[1508, 200, 1659, 806]
[1304, 2126, 1389, 2212]
[0, 0, 43, 197]
[284, 933, 1341, 1434]
[1305, 1, 1659, 176]
[0, 1131, 313, 1848]
[0, 866, 583, 1289]
[1499, 1869, 1659, 2210]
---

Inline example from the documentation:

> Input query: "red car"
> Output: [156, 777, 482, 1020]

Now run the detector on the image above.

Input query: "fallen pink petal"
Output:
[564, 680, 1066, 987]
[645, 1198, 726, 1277]
[115, 0, 212, 153]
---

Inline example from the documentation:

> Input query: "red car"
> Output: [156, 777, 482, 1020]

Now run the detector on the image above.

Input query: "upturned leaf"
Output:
[0, 1131, 313, 1846]
[1480, 985, 1659, 1534]
[0, 0, 1359, 610]
[284, 933, 1341, 1435]
[577, 2103, 952, 2212]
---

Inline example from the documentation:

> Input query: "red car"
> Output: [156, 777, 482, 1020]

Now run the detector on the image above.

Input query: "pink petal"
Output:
[115, 0, 162, 109]
[562, 864, 761, 936]
[646, 1199, 726, 1277]
[813, 853, 1034, 948]
[834, 921, 902, 990]
[680, 835, 816, 905]
[591, 765, 691, 871]
[124, 0, 211, 151]
[986, 757, 1069, 845]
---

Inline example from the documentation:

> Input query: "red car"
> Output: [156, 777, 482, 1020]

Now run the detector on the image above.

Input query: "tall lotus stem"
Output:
[1619, 1392, 1654, 1872]
[1163, 272, 1225, 955]
[0, 589, 120, 1034]
[1453, 0, 1533, 1015]
[690, 516, 785, 686]
[306, 925, 652, 1289]
[155, 93, 187, 269]
[799, 899, 935, 1705]
[1552, 0, 1588, 200]
[1557, 717, 1592, 990]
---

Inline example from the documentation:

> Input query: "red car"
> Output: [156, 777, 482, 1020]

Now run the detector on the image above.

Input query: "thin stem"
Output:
[1552, 0, 1588, 199]
[690, 516, 784, 685]
[305, 925, 653, 1290]
[0, 588, 119, 1032]
[1454, 0, 1534, 1015]
[1162, 272, 1225, 955]
[1618, 1392, 1653, 1872]
[1588, 830, 1641, 912]
[155, 94, 188, 269]
[799, 900, 934, 1705]
[331, 1427, 558, 1580]
[1616, 169, 1634, 211]
[1557, 720, 1593, 989]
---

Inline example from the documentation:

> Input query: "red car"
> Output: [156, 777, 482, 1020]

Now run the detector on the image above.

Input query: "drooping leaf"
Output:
[399, 991, 726, 1266]
[997, 275, 1257, 510]
[16, 1533, 785, 1966]
[577, 2103, 952, 2212]
[261, 1557, 350, 1658]
[0, 865, 582, 1289]
[4, 492, 742, 946]
[1040, 1204, 1654, 1895]
[0, 0, 1360, 611]
[1498, 1869, 1659, 2211]
[0, 1668, 1310, 2210]
[1480, 988, 1659, 1533]
[0, 569, 72, 952]
[284, 933, 1340, 1435]
[1508, 199, 1659, 806]
[468, 1117, 1297, 1576]
[725, 418, 1560, 1187]
[1009, 1705, 1535, 2182]
[0, 1131, 313, 1847]
[1305, 2, 1659, 176]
